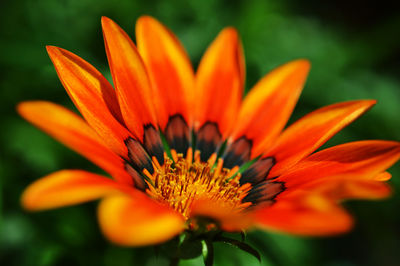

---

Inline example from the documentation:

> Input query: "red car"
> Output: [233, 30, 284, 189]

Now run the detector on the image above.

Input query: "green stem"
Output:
[203, 239, 214, 266]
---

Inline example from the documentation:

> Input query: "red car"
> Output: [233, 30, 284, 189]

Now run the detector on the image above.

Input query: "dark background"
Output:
[1, 0, 400, 265]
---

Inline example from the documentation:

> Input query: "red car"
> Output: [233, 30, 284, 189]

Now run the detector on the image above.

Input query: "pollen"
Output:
[144, 149, 253, 219]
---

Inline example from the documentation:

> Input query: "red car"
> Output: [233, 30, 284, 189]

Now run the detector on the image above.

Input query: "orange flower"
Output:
[18, 16, 400, 247]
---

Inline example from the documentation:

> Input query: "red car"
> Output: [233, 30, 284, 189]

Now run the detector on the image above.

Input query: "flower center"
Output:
[144, 150, 252, 219]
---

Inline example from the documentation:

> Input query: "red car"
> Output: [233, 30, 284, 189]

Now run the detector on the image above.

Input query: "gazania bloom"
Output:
[18, 16, 400, 252]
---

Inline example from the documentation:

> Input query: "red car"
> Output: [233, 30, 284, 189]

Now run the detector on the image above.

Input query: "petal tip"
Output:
[137, 15, 157, 25]
[357, 99, 377, 113]
[353, 99, 376, 106]
[46, 45, 71, 60]
[136, 15, 163, 35]
[101, 16, 112, 24]
[341, 99, 377, 114]
[101, 16, 117, 30]
[46, 45, 59, 56]
[21, 189, 36, 211]
[20, 179, 50, 211]
[16, 101, 45, 119]
[220, 27, 239, 41]
[363, 99, 377, 107]
[292, 59, 311, 72]
[16, 101, 28, 115]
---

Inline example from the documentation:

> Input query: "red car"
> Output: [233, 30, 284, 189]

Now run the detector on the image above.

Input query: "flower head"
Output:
[18, 16, 400, 249]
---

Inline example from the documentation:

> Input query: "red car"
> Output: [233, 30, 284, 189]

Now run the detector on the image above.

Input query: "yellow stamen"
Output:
[146, 153, 252, 219]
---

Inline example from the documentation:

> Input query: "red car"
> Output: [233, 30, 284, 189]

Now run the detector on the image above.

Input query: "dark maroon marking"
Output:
[242, 181, 285, 205]
[125, 137, 154, 174]
[143, 125, 164, 165]
[124, 163, 147, 190]
[223, 137, 252, 168]
[196, 122, 222, 162]
[164, 114, 190, 156]
[240, 157, 275, 185]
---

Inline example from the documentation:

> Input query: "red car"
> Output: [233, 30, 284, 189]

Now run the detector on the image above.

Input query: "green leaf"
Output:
[178, 239, 203, 260]
[157, 236, 180, 258]
[214, 236, 261, 263]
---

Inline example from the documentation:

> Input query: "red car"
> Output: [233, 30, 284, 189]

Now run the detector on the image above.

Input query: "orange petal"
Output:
[136, 16, 195, 131]
[374, 171, 392, 181]
[102, 17, 164, 163]
[278, 140, 400, 188]
[98, 194, 185, 246]
[101, 18, 157, 137]
[254, 194, 353, 236]
[267, 100, 376, 176]
[22, 170, 134, 211]
[190, 198, 254, 231]
[17, 101, 132, 184]
[228, 60, 310, 161]
[300, 177, 392, 200]
[195, 27, 245, 160]
[46, 46, 132, 156]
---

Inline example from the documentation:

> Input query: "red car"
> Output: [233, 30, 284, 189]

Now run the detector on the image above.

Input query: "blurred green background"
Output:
[1, 0, 400, 265]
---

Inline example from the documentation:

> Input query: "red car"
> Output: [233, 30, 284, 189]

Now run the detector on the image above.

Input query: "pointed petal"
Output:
[136, 16, 195, 132]
[98, 194, 184, 246]
[46, 46, 132, 156]
[101, 18, 154, 134]
[22, 170, 134, 211]
[301, 177, 392, 200]
[254, 194, 353, 236]
[278, 140, 400, 188]
[374, 171, 392, 181]
[267, 100, 376, 176]
[17, 101, 132, 184]
[195, 28, 245, 159]
[228, 60, 310, 161]
[101, 17, 164, 163]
